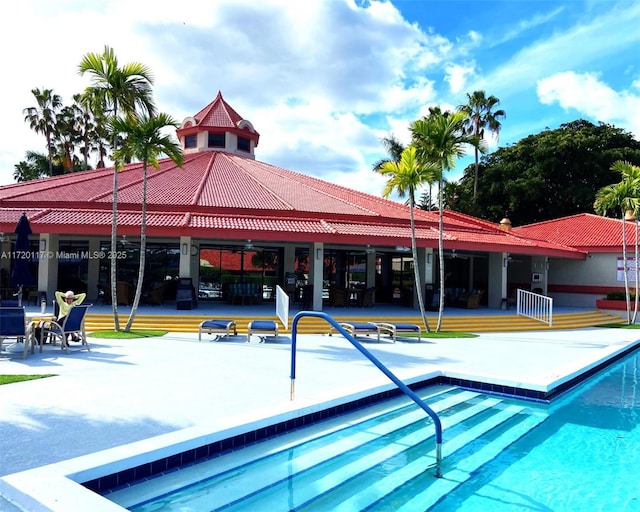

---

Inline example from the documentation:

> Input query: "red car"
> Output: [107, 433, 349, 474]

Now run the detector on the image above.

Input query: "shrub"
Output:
[605, 291, 636, 300]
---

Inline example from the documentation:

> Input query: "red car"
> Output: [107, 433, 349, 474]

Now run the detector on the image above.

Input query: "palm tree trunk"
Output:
[622, 216, 631, 324]
[409, 197, 431, 333]
[472, 146, 479, 200]
[436, 176, 445, 332]
[634, 218, 639, 323]
[125, 163, 147, 331]
[110, 167, 120, 330]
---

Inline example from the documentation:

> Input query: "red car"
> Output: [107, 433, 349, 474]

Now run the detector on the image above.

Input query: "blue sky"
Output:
[0, 0, 638, 199]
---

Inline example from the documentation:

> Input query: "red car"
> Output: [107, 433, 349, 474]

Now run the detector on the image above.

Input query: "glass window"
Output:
[208, 133, 225, 148]
[185, 134, 197, 148]
[199, 245, 280, 302]
[56, 240, 89, 293]
[98, 241, 179, 299]
[237, 136, 250, 152]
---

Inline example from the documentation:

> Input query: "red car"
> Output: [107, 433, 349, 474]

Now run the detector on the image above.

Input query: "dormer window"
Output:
[185, 134, 197, 148]
[208, 133, 225, 148]
[237, 136, 250, 152]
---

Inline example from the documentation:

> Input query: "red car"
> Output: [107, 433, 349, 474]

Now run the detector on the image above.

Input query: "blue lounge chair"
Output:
[373, 322, 421, 343]
[0, 306, 34, 358]
[247, 320, 278, 342]
[329, 322, 381, 342]
[45, 305, 92, 352]
[199, 319, 237, 341]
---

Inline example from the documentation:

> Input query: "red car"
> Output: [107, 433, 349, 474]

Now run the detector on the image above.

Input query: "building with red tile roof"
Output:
[0, 93, 625, 311]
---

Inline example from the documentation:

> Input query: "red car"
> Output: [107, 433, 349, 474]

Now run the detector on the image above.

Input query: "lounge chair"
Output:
[329, 322, 381, 342]
[198, 319, 237, 341]
[372, 322, 421, 343]
[44, 304, 92, 352]
[247, 320, 279, 342]
[0, 306, 34, 358]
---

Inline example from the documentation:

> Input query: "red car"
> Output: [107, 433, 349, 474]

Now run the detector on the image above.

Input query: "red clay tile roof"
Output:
[178, 91, 260, 144]
[0, 92, 587, 260]
[514, 213, 632, 252]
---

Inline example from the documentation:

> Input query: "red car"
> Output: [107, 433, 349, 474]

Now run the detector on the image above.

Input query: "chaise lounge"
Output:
[247, 320, 279, 342]
[328, 322, 381, 342]
[198, 319, 238, 341]
[372, 322, 421, 342]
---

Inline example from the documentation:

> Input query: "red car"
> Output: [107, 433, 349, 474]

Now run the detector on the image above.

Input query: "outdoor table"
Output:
[25, 312, 56, 354]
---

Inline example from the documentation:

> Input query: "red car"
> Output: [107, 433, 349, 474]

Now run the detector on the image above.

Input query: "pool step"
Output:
[115, 387, 549, 511]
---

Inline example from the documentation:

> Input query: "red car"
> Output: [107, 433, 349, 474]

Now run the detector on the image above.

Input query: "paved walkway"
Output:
[0, 327, 639, 510]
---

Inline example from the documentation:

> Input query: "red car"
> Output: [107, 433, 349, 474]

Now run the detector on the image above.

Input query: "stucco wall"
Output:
[549, 252, 623, 307]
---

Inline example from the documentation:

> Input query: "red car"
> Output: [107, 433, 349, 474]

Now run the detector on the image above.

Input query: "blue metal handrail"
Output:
[289, 311, 443, 478]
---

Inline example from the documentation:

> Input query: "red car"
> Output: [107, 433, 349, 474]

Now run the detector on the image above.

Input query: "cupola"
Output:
[176, 91, 260, 159]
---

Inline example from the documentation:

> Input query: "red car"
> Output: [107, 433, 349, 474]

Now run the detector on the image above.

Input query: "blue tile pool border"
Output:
[85, 343, 639, 496]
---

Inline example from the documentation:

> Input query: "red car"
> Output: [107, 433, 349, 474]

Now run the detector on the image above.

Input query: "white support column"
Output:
[179, 236, 192, 278]
[487, 252, 507, 309]
[311, 242, 324, 310]
[38, 234, 58, 302]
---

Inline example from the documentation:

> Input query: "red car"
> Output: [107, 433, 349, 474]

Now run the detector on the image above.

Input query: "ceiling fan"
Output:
[447, 249, 469, 260]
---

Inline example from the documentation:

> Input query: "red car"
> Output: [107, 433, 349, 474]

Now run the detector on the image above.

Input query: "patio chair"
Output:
[45, 304, 92, 352]
[0, 306, 34, 358]
[361, 287, 376, 308]
[198, 319, 237, 341]
[330, 287, 348, 307]
[328, 322, 381, 342]
[247, 320, 279, 342]
[372, 322, 421, 343]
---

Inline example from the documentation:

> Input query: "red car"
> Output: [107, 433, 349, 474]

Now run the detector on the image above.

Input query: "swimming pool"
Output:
[106, 348, 639, 511]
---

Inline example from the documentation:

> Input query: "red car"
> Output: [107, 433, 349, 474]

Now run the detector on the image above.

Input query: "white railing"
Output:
[516, 288, 553, 326]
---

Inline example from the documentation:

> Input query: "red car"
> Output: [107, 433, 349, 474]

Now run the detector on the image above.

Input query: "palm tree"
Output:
[594, 161, 640, 324]
[111, 113, 183, 331]
[411, 110, 480, 331]
[79, 45, 156, 330]
[458, 91, 505, 200]
[377, 146, 438, 333]
[371, 135, 405, 172]
[23, 88, 62, 176]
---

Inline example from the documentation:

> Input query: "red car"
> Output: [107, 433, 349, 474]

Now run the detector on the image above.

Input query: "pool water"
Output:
[429, 353, 640, 512]
[109, 351, 640, 511]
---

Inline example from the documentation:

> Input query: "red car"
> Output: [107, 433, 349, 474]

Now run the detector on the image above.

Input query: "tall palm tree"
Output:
[594, 161, 640, 324]
[371, 135, 405, 172]
[377, 146, 438, 333]
[411, 110, 480, 331]
[23, 88, 62, 176]
[111, 113, 183, 331]
[458, 90, 505, 200]
[79, 46, 156, 330]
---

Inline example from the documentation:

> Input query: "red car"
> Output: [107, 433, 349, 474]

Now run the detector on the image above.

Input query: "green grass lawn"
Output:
[89, 329, 168, 339]
[0, 374, 55, 385]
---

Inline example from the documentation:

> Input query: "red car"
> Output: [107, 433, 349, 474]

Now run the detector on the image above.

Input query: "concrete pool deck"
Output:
[0, 327, 639, 511]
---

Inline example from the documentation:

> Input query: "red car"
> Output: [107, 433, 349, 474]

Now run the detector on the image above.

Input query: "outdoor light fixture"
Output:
[0, 233, 7, 242]
[427, 253, 432, 264]
[365, 245, 375, 254]
[182, 243, 188, 255]
[191, 245, 199, 256]
[39, 239, 46, 251]
[503, 257, 509, 268]
[316, 248, 322, 260]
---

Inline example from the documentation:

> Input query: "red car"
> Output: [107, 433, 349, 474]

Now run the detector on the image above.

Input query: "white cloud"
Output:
[537, 71, 640, 138]
[444, 63, 475, 94]
[0, 0, 452, 195]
